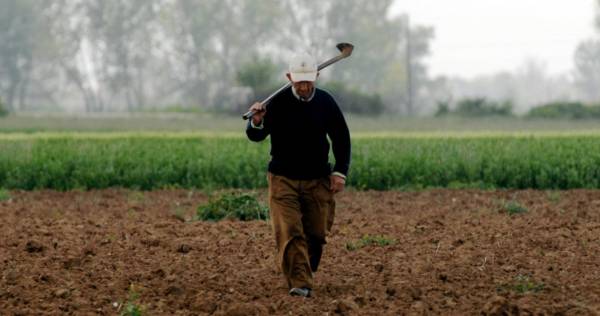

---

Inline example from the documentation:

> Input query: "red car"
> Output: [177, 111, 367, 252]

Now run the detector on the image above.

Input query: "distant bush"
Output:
[232, 57, 281, 114]
[140, 104, 207, 113]
[196, 192, 269, 221]
[526, 101, 600, 119]
[436, 98, 513, 117]
[448, 98, 514, 117]
[321, 81, 385, 115]
[236, 57, 280, 101]
[434, 101, 450, 117]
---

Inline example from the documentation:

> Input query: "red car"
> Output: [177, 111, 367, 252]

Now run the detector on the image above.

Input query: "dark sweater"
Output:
[246, 87, 351, 180]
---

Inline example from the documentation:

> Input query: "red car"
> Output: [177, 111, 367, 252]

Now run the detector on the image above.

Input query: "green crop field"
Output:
[3, 113, 600, 133]
[1, 131, 600, 190]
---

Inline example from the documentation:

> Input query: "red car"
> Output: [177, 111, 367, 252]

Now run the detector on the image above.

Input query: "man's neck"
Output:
[291, 86, 315, 102]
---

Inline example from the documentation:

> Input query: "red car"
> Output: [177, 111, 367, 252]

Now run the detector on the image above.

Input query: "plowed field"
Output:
[2, 189, 600, 315]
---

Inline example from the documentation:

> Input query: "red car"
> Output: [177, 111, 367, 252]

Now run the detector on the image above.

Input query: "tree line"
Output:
[1, 0, 598, 116]
[0, 0, 433, 114]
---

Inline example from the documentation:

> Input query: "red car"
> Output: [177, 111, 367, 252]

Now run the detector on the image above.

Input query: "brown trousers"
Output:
[268, 172, 335, 289]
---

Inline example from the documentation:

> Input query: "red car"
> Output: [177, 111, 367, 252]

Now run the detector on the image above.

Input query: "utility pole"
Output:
[405, 14, 413, 115]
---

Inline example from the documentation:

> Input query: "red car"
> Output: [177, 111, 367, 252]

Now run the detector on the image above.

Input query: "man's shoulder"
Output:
[274, 86, 294, 101]
[315, 88, 337, 103]
[266, 86, 293, 110]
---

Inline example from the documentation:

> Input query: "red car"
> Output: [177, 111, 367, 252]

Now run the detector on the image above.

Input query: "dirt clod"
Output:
[332, 298, 358, 315]
[481, 295, 510, 315]
[164, 285, 184, 296]
[25, 241, 44, 253]
[177, 244, 191, 253]
[54, 289, 70, 299]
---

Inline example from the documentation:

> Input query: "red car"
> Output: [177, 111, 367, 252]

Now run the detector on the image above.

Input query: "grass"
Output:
[345, 234, 396, 251]
[498, 274, 545, 294]
[120, 284, 144, 316]
[0, 188, 10, 201]
[127, 191, 146, 204]
[546, 191, 561, 203]
[502, 200, 528, 215]
[196, 191, 269, 221]
[171, 206, 187, 222]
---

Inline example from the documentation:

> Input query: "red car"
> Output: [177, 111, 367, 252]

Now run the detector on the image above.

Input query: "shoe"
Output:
[289, 287, 311, 297]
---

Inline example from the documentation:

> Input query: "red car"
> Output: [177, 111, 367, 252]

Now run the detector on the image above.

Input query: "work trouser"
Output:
[267, 172, 336, 290]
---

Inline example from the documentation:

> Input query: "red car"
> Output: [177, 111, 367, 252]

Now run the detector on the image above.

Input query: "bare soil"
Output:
[1, 189, 600, 315]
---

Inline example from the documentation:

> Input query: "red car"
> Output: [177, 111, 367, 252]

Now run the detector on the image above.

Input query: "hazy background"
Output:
[0, 0, 599, 119]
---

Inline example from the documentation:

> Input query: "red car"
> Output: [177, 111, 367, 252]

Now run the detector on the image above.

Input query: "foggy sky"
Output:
[390, 0, 597, 78]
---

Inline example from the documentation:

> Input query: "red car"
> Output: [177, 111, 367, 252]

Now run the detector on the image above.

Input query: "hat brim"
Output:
[290, 72, 317, 82]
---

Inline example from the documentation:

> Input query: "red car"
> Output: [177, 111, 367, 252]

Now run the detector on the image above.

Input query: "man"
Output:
[246, 52, 351, 298]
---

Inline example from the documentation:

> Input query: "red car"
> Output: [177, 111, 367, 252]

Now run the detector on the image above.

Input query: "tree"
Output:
[0, 0, 436, 114]
[236, 56, 279, 100]
[280, 0, 434, 115]
[44, 0, 104, 112]
[596, 0, 600, 32]
[42, 0, 162, 112]
[81, 0, 158, 111]
[0, 0, 50, 111]
[160, 0, 286, 110]
[574, 40, 600, 102]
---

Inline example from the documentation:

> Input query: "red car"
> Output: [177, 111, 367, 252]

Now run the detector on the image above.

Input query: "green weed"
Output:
[346, 234, 396, 251]
[503, 200, 528, 215]
[0, 188, 10, 201]
[196, 192, 268, 221]
[127, 191, 146, 203]
[120, 284, 144, 316]
[171, 206, 187, 222]
[498, 274, 545, 294]
[546, 191, 561, 203]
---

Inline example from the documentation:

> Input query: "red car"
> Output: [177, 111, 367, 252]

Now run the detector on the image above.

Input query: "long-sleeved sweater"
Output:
[246, 87, 351, 180]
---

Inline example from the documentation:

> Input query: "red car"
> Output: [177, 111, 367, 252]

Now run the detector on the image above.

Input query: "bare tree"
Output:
[574, 40, 600, 102]
[1, 0, 437, 114]
[596, 0, 600, 32]
[0, 0, 52, 111]
[44, 1, 105, 112]
[82, 0, 158, 111]
[156, 0, 286, 110]
[571, 0, 600, 103]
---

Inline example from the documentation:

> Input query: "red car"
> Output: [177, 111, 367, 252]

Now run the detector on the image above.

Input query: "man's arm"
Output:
[327, 99, 351, 178]
[245, 102, 270, 142]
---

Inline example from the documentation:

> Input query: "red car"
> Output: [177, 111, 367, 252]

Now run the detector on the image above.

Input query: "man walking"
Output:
[246, 52, 351, 297]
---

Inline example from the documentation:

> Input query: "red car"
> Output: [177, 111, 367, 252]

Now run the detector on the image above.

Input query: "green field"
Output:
[4, 112, 600, 133]
[2, 131, 600, 190]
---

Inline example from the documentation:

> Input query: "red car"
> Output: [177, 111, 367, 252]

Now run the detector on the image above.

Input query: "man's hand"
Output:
[329, 174, 346, 193]
[249, 102, 266, 126]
